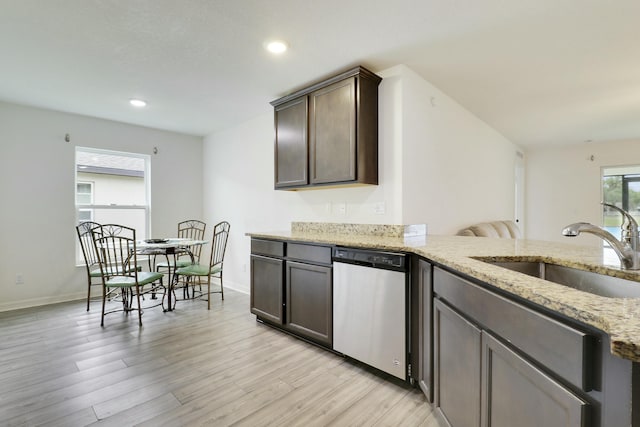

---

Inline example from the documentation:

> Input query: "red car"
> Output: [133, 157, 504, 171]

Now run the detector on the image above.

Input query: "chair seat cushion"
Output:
[106, 272, 164, 287]
[176, 264, 222, 276]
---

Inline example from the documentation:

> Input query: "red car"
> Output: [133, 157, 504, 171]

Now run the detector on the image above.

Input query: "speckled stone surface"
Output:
[247, 226, 640, 362]
[291, 221, 408, 237]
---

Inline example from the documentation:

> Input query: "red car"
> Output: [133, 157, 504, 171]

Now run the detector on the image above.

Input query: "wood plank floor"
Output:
[0, 289, 446, 426]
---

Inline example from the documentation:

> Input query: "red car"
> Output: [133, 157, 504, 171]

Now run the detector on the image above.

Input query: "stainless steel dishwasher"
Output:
[332, 247, 408, 380]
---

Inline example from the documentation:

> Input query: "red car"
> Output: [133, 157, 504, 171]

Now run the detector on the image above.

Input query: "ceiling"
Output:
[1, 0, 639, 148]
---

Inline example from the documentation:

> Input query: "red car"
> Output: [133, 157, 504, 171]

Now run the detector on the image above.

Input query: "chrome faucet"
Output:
[562, 203, 640, 270]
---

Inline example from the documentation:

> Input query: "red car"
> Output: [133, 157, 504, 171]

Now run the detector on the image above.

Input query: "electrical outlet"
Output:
[15, 274, 24, 285]
[336, 203, 347, 215]
[374, 202, 386, 215]
[242, 264, 247, 273]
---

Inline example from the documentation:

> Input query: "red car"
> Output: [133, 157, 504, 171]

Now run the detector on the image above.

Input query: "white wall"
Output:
[526, 139, 640, 245]
[0, 101, 203, 311]
[398, 66, 519, 234]
[203, 65, 520, 294]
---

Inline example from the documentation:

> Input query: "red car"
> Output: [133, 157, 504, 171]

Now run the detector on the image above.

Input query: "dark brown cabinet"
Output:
[274, 97, 308, 188]
[250, 239, 285, 324]
[286, 260, 332, 346]
[271, 66, 381, 190]
[309, 77, 357, 184]
[433, 267, 591, 427]
[250, 238, 333, 348]
[412, 258, 433, 402]
[434, 299, 482, 427]
[434, 296, 589, 427]
[481, 331, 588, 427]
[250, 254, 283, 324]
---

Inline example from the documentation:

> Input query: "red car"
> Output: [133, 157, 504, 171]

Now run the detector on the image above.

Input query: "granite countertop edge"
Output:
[247, 230, 640, 363]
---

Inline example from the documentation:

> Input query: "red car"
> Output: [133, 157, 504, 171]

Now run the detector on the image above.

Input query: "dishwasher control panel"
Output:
[333, 247, 406, 271]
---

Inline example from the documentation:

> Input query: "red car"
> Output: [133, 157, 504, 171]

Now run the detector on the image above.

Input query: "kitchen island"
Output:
[248, 222, 640, 427]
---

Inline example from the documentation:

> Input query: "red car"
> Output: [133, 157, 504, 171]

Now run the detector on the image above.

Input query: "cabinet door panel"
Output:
[250, 255, 284, 324]
[419, 259, 433, 402]
[286, 261, 332, 346]
[481, 331, 589, 427]
[434, 299, 482, 427]
[309, 77, 356, 184]
[274, 97, 308, 188]
[412, 257, 433, 401]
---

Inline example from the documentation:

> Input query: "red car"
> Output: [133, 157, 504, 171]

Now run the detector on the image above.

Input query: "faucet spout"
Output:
[562, 222, 638, 269]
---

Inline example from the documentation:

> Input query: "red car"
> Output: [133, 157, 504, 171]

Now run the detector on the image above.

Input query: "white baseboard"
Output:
[0, 292, 86, 313]
[224, 279, 249, 295]
[0, 278, 250, 313]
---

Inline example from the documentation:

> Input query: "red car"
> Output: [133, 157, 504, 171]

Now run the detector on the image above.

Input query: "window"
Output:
[75, 148, 151, 262]
[76, 181, 94, 222]
[602, 165, 640, 239]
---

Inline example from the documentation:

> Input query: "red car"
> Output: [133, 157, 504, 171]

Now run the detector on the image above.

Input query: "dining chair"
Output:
[155, 219, 206, 272]
[92, 224, 164, 326]
[174, 221, 230, 310]
[76, 221, 102, 311]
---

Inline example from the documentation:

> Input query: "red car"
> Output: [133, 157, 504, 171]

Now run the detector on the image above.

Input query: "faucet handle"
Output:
[602, 202, 639, 230]
[621, 226, 635, 244]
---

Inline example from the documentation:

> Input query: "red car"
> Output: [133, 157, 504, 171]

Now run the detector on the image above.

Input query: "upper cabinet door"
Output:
[309, 77, 356, 184]
[274, 97, 308, 188]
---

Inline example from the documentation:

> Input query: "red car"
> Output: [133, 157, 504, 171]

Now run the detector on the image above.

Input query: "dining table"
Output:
[136, 237, 208, 311]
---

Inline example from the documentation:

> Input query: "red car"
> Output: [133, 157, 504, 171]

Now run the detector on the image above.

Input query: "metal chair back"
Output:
[76, 221, 101, 311]
[76, 221, 101, 271]
[209, 221, 230, 270]
[177, 219, 206, 262]
[92, 224, 139, 282]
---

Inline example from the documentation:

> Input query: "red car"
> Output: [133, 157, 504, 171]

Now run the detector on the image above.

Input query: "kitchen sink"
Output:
[476, 258, 640, 298]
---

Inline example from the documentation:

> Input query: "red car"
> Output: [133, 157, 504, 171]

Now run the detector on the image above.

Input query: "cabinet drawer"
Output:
[251, 239, 285, 258]
[287, 243, 332, 265]
[434, 267, 594, 392]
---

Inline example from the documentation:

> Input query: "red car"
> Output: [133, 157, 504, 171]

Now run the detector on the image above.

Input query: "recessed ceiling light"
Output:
[129, 99, 147, 107]
[265, 40, 288, 54]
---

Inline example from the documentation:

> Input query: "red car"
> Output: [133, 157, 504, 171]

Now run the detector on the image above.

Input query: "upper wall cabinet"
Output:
[273, 97, 309, 188]
[271, 66, 382, 190]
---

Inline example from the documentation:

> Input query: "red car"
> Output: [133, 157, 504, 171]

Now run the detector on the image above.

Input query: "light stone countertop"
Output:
[248, 228, 640, 362]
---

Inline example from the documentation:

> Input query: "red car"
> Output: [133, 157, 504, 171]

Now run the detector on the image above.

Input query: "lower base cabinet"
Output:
[435, 299, 589, 427]
[250, 238, 333, 348]
[286, 260, 332, 346]
[434, 299, 481, 427]
[250, 254, 283, 325]
[482, 331, 588, 427]
[414, 258, 433, 402]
